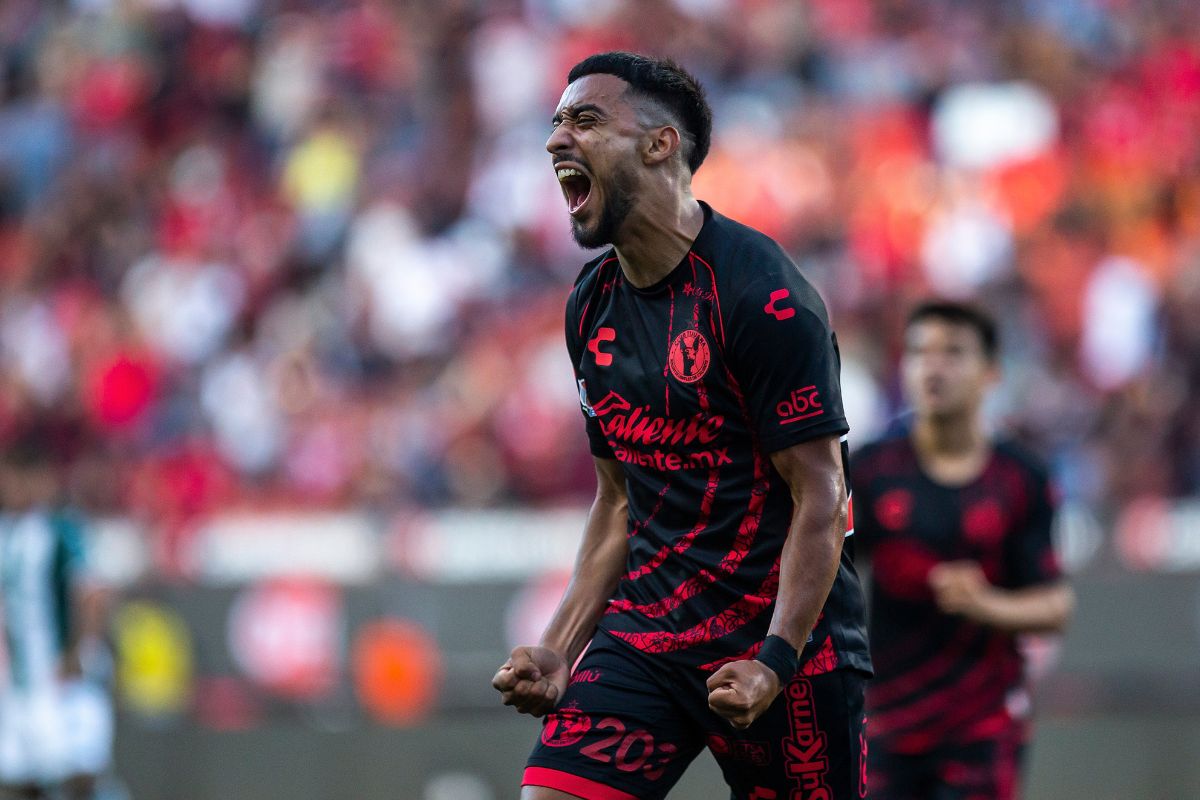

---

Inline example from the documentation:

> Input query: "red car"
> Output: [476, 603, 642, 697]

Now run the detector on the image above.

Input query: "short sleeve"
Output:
[565, 294, 616, 459]
[1004, 471, 1063, 588]
[847, 454, 879, 553]
[726, 274, 850, 453]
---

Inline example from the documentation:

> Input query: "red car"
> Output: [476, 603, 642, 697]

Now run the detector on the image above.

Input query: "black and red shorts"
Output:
[866, 730, 1026, 800]
[523, 630, 868, 800]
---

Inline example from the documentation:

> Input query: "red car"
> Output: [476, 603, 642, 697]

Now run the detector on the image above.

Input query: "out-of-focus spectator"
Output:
[0, 0, 1195, 557]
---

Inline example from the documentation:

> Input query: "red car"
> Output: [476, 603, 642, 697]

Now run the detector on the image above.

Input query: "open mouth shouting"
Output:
[555, 162, 594, 216]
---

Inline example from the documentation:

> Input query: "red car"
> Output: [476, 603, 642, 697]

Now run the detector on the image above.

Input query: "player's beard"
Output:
[571, 161, 637, 249]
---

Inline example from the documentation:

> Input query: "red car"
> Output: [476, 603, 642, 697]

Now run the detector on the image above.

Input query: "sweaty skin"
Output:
[545, 73, 702, 287]
[492, 457, 627, 718]
[706, 434, 848, 729]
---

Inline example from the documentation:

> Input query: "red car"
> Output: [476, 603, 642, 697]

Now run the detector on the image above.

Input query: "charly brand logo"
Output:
[777, 386, 824, 425]
[668, 329, 711, 383]
[588, 327, 616, 366]
[764, 288, 796, 321]
[569, 668, 602, 685]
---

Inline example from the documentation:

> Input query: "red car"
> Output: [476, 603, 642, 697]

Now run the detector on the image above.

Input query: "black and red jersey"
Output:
[850, 434, 1062, 753]
[565, 201, 871, 676]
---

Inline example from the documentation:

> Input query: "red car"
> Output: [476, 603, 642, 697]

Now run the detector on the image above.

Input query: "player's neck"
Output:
[911, 415, 991, 486]
[612, 194, 703, 289]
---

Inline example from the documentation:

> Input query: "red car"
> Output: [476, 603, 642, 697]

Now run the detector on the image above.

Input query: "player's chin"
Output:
[927, 402, 967, 420]
[570, 216, 608, 249]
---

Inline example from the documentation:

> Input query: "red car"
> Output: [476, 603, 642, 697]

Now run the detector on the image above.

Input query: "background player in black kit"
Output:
[491, 52, 871, 800]
[852, 302, 1075, 800]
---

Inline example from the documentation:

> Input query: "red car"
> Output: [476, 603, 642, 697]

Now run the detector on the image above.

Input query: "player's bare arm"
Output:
[928, 561, 1074, 633]
[492, 456, 628, 717]
[706, 434, 848, 729]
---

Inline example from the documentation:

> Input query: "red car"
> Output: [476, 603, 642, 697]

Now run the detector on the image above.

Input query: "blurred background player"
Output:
[851, 301, 1074, 800]
[0, 433, 114, 800]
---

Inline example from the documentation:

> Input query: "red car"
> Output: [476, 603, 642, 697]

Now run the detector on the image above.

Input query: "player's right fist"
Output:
[492, 645, 570, 718]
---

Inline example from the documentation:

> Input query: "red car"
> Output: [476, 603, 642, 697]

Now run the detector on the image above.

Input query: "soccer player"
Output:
[0, 437, 113, 800]
[492, 52, 871, 800]
[851, 302, 1075, 800]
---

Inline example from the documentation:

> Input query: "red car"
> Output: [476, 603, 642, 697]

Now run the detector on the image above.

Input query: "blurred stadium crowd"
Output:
[1, 0, 1198, 558]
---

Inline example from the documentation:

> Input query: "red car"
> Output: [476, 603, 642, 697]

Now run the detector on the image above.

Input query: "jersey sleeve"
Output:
[725, 272, 850, 453]
[1003, 470, 1063, 588]
[847, 452, 879, 553]
[565, 291, 616, 459]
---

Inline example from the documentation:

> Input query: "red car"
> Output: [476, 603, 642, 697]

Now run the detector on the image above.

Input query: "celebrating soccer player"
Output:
[492, 52, 871, 800]
[852, 301, 1075, 800]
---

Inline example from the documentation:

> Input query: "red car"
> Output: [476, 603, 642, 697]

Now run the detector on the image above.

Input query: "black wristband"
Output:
[755, 635, 799, 686]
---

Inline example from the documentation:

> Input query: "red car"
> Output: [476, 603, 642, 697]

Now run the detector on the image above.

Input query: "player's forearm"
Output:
[767, 479, 847, 651]
[977, 581, 1074, 633]
[539, 494, 629, 665]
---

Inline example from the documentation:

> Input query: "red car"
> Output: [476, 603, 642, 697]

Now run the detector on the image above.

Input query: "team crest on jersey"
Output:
[540, 703, 592, 747]
[668, 329, 711, 384]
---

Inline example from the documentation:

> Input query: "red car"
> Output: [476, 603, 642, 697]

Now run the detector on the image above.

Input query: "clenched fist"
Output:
[706, 659, 782, 729]
[929, 560, 997, 624]
[492, 645, 570, 717]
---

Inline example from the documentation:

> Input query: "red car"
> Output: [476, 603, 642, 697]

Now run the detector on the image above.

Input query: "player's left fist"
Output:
[705, 659, 781, 730]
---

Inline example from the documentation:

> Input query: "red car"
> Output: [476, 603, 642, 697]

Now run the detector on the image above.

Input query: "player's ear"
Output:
[643, 124, 681, 167]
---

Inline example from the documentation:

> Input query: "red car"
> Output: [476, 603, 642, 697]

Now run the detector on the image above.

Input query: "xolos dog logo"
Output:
[777, 386, 824, 425]
[541, 703, 593, 747]
[668, 329, 711, 384]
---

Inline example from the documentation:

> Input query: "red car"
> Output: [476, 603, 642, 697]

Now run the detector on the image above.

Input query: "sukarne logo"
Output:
[783, 679, 832, 799]
[777, 386, 824, 425]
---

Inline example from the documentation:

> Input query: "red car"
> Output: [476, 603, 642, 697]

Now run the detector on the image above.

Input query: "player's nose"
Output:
[546, 122, 574, 155]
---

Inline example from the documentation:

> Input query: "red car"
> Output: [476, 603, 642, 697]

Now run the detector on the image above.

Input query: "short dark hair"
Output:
[906, 300, 999, 360]
[567, 51, 712, 174]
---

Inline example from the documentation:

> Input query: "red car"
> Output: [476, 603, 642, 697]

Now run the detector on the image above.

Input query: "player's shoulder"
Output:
[702, 208, 805, 285]
[852, 431, 914, 473]
[572, 249, 616, 289]
[704, 207, 790, 264]
[700, 206, 830, 325]
[992, 437, 1052, 484]
[566, 249, 617, 314]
